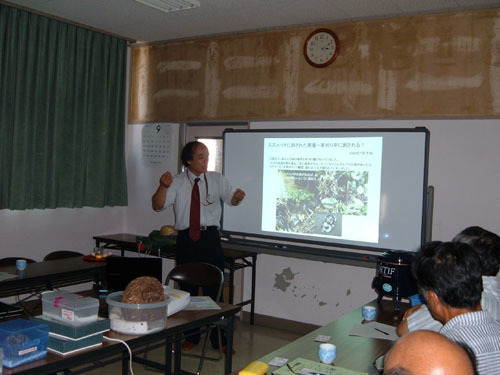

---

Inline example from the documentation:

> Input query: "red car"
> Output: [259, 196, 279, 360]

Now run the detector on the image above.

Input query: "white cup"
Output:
[318, 343, 336, 364]
[362, 305, 376, 321]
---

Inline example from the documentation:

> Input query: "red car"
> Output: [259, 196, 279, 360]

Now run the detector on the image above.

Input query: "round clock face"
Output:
[304, 29, 339, 68]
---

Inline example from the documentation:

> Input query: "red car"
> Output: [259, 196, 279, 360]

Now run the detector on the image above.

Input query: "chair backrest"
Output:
[165, 262, 224, 301]
[43, 250, 84, 261]
[0, 257, 36, 267]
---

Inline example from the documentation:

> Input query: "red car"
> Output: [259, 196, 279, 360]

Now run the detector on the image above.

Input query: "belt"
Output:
[180, 226, 218, 232]
[200, 225, 218, 231]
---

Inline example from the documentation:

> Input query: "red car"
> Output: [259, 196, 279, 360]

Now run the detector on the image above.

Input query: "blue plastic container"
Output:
[0, 319, 49, 368]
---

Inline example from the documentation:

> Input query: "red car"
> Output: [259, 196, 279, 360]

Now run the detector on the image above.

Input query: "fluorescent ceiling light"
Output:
[135, 0, 200, 13]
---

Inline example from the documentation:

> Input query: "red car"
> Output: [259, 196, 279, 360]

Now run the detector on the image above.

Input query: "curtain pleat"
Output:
[0, 5, 128, 209]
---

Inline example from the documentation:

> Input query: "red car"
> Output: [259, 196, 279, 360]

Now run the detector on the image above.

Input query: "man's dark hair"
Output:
[180, 141, 202, 167]
[411, 241, 483, 309]
[453, 226, 500, 276]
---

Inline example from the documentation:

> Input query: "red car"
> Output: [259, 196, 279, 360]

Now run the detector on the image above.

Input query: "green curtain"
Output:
[0, 5, 128, 209]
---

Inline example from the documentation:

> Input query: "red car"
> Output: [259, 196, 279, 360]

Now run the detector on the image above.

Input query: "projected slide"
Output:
[262, 137, 383, 243]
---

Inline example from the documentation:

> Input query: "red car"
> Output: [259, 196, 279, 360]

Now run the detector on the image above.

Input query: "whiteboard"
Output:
[222, 125, 429, 256]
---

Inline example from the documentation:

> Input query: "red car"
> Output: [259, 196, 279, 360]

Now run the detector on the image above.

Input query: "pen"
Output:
[287, 364, 296, 374]
[375, 327, 389, 335]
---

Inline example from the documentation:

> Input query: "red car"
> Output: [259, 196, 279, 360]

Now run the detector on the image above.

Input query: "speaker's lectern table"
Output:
[93, 233, 257, 324]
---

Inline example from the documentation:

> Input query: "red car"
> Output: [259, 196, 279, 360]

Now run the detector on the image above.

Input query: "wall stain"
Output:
[273, 267, 328, 308]
[273, 267, 299, 292]
[346, 288, 351, 296]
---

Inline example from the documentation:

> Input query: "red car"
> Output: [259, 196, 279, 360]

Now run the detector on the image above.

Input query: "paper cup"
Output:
[16, 259, 27, 271]
[318, 343, 336, 364]
[362, 305, 376, 321]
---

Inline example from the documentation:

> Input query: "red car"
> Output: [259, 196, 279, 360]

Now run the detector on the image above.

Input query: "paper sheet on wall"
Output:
[348, 321, 398, 341]
[272, 358, 367, 375]
[141, 123, 174, 166]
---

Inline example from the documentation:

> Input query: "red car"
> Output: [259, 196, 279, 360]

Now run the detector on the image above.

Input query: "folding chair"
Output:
[165, 262, 224, 374]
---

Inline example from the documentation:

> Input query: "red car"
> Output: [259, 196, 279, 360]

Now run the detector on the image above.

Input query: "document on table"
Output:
[272, 358, 368, 375]
[348, 321, 398, 341]
[0, 272, 18, 281]
[184, 296, 221, 310]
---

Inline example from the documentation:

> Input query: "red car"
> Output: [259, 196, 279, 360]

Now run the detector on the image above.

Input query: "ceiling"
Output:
[3, 0, 500, 44]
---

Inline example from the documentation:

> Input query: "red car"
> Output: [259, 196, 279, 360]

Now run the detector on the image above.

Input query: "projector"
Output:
[372, 250, 418, 311]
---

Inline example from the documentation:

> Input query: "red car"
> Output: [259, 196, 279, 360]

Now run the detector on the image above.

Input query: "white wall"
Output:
[2, 119, 500, 327]
[124, 123, 179, 234]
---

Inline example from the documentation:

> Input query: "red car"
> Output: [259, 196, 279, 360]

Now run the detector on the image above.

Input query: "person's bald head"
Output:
[384, 330, 476, 375]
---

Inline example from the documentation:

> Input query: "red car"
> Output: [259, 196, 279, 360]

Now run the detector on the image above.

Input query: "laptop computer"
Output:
[106, 256, 162, 292]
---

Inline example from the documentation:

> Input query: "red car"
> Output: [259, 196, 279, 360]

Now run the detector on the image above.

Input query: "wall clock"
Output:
[303, 28, 339, 68]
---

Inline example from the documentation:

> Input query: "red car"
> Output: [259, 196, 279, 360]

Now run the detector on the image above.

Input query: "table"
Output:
[258, 299, 409, 375]
[4, 302, 240, 375]
[0, 257, 106, 298]
[93, 233, 257, 323]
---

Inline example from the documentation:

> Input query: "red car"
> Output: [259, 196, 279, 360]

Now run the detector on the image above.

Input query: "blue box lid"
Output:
[0, 318, 48, 333]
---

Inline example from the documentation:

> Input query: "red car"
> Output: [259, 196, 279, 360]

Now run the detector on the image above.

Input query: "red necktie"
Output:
[189, 178, 201, 242]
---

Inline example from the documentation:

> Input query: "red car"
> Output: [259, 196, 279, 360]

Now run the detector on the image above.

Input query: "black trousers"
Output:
[176, 227, 225, 347]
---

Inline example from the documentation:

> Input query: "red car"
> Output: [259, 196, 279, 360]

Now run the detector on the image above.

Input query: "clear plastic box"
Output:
[0, 319, 49, 368]
[106, 291, 169, 335]
[42, 291, 99, 326]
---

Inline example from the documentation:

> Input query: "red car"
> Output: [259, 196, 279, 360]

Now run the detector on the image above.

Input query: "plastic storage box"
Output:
[106, 291, 169, 334]
[0, 319, 49, 368]
[42, 291, 99, 326]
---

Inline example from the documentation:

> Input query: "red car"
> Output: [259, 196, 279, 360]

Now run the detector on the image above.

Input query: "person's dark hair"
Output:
[453, 226, 500, 276]
[456, 341, 479, 375]
[180, 141, 202, 167]
[411, 241, 483, 309]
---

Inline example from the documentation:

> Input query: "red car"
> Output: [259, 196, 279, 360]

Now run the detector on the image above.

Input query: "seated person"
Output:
[384, 330, 477, 375]
[409, 241, 500, 375]
[397, 226, 500, 336]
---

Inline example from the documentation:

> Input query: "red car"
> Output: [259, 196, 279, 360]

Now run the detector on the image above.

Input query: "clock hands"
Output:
[321, 42, 333, 51]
